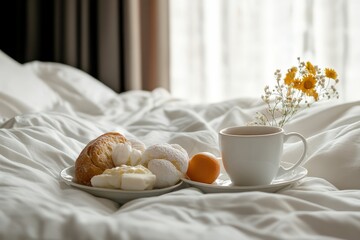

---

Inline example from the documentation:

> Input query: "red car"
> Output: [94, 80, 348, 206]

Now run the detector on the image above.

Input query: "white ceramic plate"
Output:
[60, 166, 183, 204]
[182, 162, 307, 193]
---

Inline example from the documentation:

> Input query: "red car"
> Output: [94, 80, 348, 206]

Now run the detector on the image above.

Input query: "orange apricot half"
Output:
[186, 152, 220, 184]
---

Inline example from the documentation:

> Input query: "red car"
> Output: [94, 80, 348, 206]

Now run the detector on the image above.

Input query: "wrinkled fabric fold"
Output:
[0, 62, 359, 239]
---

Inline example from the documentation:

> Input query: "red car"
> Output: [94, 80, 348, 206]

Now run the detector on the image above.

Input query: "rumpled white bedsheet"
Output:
[0, 61, 360, 240]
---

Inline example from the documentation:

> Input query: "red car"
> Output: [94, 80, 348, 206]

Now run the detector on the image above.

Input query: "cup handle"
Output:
[277, 132, 307, 176]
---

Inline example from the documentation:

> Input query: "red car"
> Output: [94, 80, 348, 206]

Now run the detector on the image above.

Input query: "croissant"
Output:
[74, 132, 127, 185]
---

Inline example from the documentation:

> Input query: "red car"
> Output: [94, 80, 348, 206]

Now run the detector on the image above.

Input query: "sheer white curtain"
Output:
[169, 0, 360, 103]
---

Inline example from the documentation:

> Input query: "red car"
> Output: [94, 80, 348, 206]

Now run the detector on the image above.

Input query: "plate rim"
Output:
[181, 164, 308, 191]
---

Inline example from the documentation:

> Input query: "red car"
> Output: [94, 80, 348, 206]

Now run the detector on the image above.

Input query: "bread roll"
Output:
[75, 132, 127, 185]
[141, 143, 189, 188]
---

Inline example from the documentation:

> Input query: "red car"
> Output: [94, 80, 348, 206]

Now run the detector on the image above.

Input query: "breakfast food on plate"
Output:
[147, 159, 181, 189]
[75, 132, 127, 185]
[75, 132, 190, 190]
[141, 143, 189, 188]
[186, 152, 220, 184]
[91, 165, 156, 190]
[112, 139, 146, 166]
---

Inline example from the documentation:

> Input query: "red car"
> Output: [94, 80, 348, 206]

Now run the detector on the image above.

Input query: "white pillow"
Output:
[24, 61, 119, 115]
[0, 50, 60, 118]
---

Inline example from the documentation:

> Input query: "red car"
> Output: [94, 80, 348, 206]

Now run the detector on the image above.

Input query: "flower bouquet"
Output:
[251, 58, 339, 127]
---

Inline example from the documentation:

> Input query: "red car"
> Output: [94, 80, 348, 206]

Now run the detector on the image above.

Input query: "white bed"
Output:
[1, 50, 360, 239]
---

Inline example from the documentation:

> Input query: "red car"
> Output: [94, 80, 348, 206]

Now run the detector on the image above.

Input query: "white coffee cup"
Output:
[219, 126, 307, 186]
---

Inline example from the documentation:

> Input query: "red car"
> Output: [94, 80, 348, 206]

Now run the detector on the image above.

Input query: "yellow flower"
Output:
[292, 78, 303, 90]
[284, 67, 297, 85]
[296, 75, 319, 100]
[306, 62, 316, 75]
[325, 68, 338, 79]
[290, 67, 297, 72]
[301, 74, 317, 90]
[305, 89, 319, 101]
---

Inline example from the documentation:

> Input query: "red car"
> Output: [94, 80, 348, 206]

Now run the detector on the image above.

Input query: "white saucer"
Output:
[182, 162, 307, 193]
[60, 166, 183, 204]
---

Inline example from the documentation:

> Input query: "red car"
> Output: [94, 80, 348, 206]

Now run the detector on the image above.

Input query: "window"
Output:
[170, 0, 360, 103]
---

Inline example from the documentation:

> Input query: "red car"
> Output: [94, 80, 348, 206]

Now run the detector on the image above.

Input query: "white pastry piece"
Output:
[142, 143, 189, 188]
[148, 159, 182, 188]
[90, 165, 156, 190]
[128, 138, 146, 152]
[112, 139, 145, 166]
[121, 174, 155, 191]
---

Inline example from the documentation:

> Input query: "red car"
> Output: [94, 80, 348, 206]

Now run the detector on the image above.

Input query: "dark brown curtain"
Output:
[0, 0, 169, 93]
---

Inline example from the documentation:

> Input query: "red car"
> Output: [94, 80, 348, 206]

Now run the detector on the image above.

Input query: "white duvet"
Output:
[1, 56, 360, 239]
